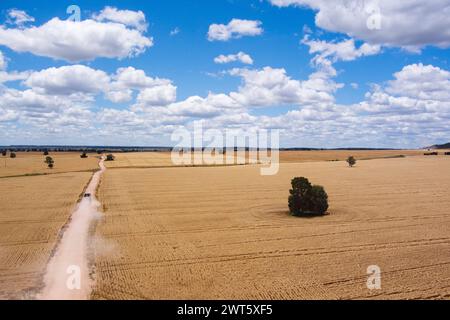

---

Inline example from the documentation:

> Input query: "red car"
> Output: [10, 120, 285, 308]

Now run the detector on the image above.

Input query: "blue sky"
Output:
[0, 0, 450, 147]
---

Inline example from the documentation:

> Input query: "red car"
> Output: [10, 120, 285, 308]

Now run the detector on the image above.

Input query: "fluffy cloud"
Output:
[0, 105, 18, 122]
[1, 88, 74, 113]
[136, 84, 177, 106]
[0, 17, 153, 62]
[189, 63, 450, 147]
[97, 108, 145, 126]
[24, 65, 110, 96]
[386, 63, 450, 101]
[108, 67, 176, 105]
[228, 66, 341, 107]
[208, 19, 263, 41]
[166, 93, 242, 118]
[111, 67, 171, 89]
[92, 6, 148, 31]
[0, 70, 31, 84]
[269, 0, 450, 50]
[21, 65, 177, 106]
[302, 36, 381, 64]
[7, 9, 35, 26]
[0, 51, 6, 70]
[359, 64, 450, 117]
[104, 89, 133, 104]
[170, 27, 180, 36]
[1, 59, 450, 148]
[214, 52, 254, 65]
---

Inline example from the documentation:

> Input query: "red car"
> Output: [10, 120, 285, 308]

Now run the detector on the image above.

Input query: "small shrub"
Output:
[346, 156, 356, 167]
[43, 150, 49, 156]
[288, 177, 328, 216]
[1, 150, 6, 156]
[80, 152, 88, 158]
[10, 152, 16, 158]
[105, 154, 115, 161]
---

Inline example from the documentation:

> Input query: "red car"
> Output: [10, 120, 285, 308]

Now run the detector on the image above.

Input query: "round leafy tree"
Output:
[288, 177, 328, 216]
[44, 156, 54, 169]
[346, 156, 356, 167]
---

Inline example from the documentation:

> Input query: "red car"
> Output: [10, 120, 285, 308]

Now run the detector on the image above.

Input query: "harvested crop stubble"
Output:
[0, 172, 93, 299]
[278, 149, 429, 163]
[0, 152, 99, 177]
[92, 156, 450, 299]
[103, 151, 253, 168]
[101, 150, 433, 170]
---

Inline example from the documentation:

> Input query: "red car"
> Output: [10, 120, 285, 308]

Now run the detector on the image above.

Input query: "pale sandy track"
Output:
[37, 158, 105, 300]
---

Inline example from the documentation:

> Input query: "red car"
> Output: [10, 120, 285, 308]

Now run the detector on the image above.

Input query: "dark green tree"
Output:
[105, 154, 115, 161]
[44, 156, 54, 169]
[308, 185, 329, 215]
[346, 156, 356, 167]
[288, 177, 328, 216]
[10, 152, 16, 158]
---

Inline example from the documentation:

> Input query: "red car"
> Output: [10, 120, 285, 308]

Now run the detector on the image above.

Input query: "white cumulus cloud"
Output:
[302, 36, 381, 63]
[24, 65, 110, 96]
[7, 9, 35, 26]
[92, 6, 148, 32]
[208, 19, 263, 41]
[0, 17, 153, 62]
[214, 52, 254, 65]
[269, 0, 450, 50]
[0, 51, 6, 70]
[228, 66, 341, 107]
[136, 84, 177, 106]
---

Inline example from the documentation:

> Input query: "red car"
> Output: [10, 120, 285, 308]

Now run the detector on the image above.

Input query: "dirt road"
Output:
[37, 158, 105, 300]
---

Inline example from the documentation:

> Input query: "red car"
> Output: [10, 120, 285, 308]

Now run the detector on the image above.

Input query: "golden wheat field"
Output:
[102, 149, 435, 169]
[103, 151, 252, 168]
[91, 155, 450, 299]
[278, 149, 429, 162]
[0, 152, 99, 178]
[103, 152, 174, 168]
[0, 172, 93, 299]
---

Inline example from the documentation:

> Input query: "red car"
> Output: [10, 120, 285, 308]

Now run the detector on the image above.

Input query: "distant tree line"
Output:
[0, 146, 173, 153]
